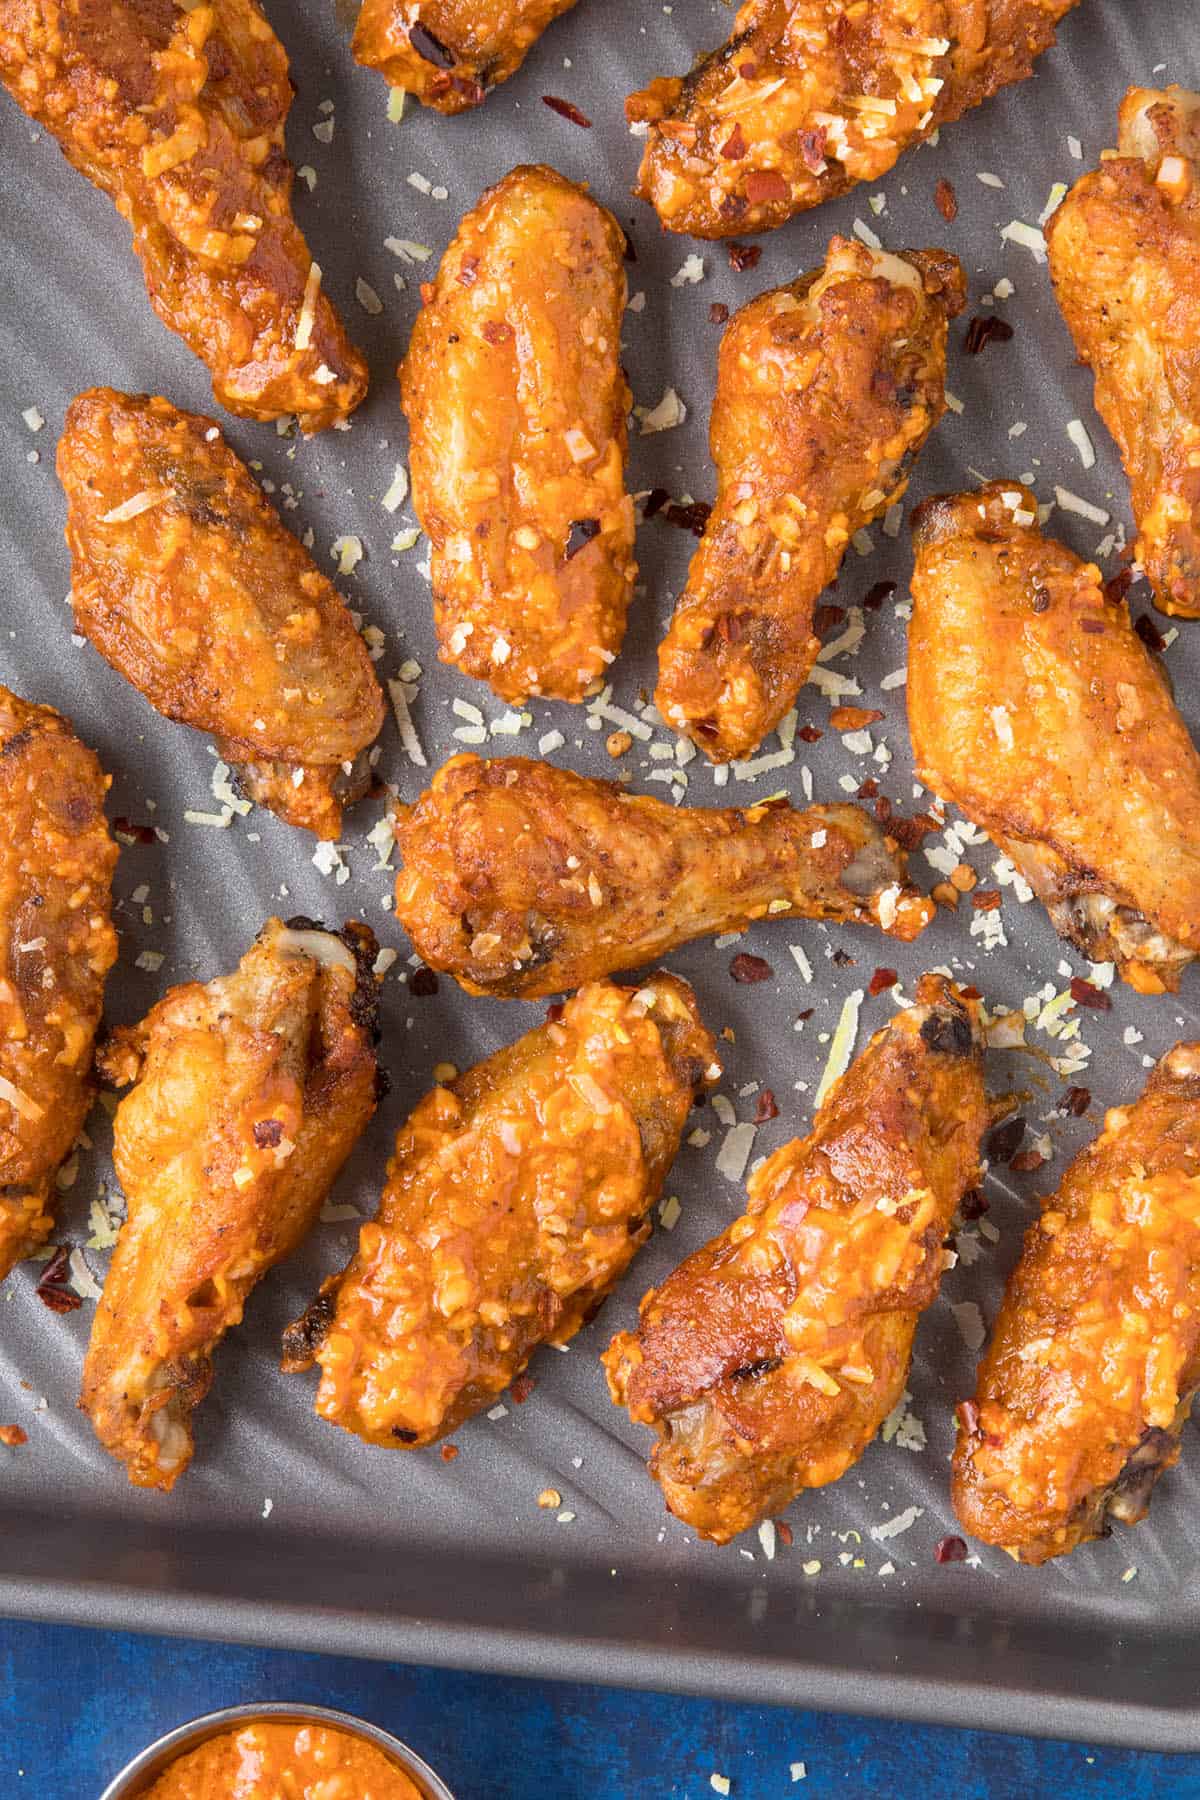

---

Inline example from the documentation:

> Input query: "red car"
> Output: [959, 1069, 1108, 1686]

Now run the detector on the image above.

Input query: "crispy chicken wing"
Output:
[627, 0, 1078, 239]
[353, 0, 579, 113]
[392, 754, 933, 998]
[0, 0, 366, 432]
[400, 165, 636, 706]
[58, 389, 385, 839]
[953, 1044, 1200, 1565]
[604, 975, 987, 1543]
[655, 238, 964, 762]
[0, 688, 118, 1282]
[909, 483, 1200, 994]
[282, 974, 716, 1447]
[80, 917, 380, 1490]
[1047, 87, 1200, 618]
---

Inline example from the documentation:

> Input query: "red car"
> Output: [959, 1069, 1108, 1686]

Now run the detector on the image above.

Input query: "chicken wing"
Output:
[400, 165, 636, 706]
[353, 0, 579, 114]
[80, 917, 381, 1490]
[392, 754, 933, 999]
[909, 483, 1200, 994]
[604, 975, 987, 1543]
[655, 238, 964, 762]
[1047, 87, 1200, 618]
[953, 1043, 1200, 1565]
[58, 389, 385, 840]
[282, 974, 716, 1448]
[0, 0, 366, 432]
[0, 688, 118, 1282]
[627, 0, 1078, 239]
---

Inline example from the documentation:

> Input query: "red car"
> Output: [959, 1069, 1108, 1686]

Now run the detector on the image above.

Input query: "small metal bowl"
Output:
[98, 1701, 456, 1800]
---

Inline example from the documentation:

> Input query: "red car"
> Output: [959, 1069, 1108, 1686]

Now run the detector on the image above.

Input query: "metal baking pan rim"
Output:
[5, 1571, 1198, 1753]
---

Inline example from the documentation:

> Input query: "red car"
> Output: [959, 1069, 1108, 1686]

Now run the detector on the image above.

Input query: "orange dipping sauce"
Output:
[144, 1719, 426, 1799]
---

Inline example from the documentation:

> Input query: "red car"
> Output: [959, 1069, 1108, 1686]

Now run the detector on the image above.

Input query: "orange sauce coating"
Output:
[144, 1721, 424, 1799]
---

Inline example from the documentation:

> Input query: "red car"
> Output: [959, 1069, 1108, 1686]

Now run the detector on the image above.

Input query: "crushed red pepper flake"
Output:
[794, 1007, 814, 1022]
[410, 966, 439, 997]
[440, 1442, 459, 1462]
[481, 319, 512, 345]
[873, 795, 893, 824]
[964, 314, 1015, 355]
[113, 817, 156, 845]
[546, 1001, 565, 1023]
[888, 813, 939, 850]
[0, 1425, 27, 1447]
[709, 301, 730, 325]
[960, 1187, 989, 1219]
[797, 724, 823, 743]
[970, 889, 1002, 911]
[1069, 975, 1112, 1011]
[35, 1245, 82, 1313]
[1010, 1149, 1047, 1173]
[745, 169, 789, 204]
[986, 1116, 1025, 1163]
[1080, 618, 1106, 636]
[798, 125, 827, 173]
[1061, 1085, 1092, 1116]
[856, 777, 879, 799]
[868, 967, 898, 996]
[830, 705, 883, 731]
[862, 580, 896, 611]
[542, 95, 591, 128]
[1134, 612, 1166, 653]
[775, 1519, 794, 1547]
[934, 1535, 969, 1564]
[727, 240, 762, 272]
[934, 178, 958, 220]
[720, 122, 747, 160]
[509, 1372, 537, 1404]
[730, 952, 773, 984]
[813, 603, 846, 636]
[753, 1088, 779, 1123]
[956, 1400, 980, 1435]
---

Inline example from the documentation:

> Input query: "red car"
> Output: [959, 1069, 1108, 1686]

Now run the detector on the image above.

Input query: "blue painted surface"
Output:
[1, 1622, 1198, 1798]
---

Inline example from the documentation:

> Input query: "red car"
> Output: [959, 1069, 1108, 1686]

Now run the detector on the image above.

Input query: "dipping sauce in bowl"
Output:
[97, 1706, 455, 1800]
[143, 1717, 425, 1798]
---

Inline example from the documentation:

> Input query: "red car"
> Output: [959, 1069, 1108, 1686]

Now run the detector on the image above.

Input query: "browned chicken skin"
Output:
[628, 0, 1078, 239]
[953, 1044, 1200, 1565]
[1047, 87, 1200, 618]
[80, 918, 380, 1491]
[0, 688, 118, 1282]
[909, 483, 1200, 994]
[392, 754, 933, 999]
[604, 975, 987, 1543]
[353, 0, 579, 113]
[655, 237, 964, 762]
[283, 975, 717, 1447]
[58, 389, 385, 839]
[400, 166, 636, 705]
[0, 0, 366, 431]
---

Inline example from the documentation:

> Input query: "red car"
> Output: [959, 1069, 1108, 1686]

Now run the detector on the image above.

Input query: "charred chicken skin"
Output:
[655, 237, 964, 762]
[1047, 87, 1200, 618]
[58, 389, 385, 840]
[400, 165, 636, 706]
[909, 483, 1200, 994]
[392, 754, 933, 999]
[0, 688, 118, 1282]
[604, 975, 987, 1543]
[283, 975, 717, 1448]
[0, 0, 366, 432]
[953, 1044, 1200, 1565]
[353, 0, 580, 114]
[80, 917, 380, 1491]
[627, 0, 1078, 239]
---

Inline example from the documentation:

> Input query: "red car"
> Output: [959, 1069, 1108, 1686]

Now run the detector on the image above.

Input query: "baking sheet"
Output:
[2, 0, 1199, 1752]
